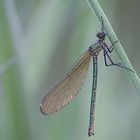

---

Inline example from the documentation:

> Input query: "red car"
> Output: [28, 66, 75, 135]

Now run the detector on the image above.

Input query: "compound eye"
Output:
[100, 35, 105, 40]
[100, 36, 103, 39]
[97, 33, 101, 38]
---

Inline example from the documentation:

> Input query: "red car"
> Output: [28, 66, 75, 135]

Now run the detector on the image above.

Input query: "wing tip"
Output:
[40, 103, 48, 115]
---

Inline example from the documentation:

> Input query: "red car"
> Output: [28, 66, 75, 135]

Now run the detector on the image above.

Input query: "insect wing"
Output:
[40, 50, 92, 115]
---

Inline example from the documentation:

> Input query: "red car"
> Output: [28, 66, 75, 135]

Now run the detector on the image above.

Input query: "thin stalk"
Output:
[87, 0, 140, 94]
[0, 58, 15, 77]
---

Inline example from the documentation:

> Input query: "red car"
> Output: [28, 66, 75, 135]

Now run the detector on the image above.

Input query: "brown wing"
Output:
[40, 50, 92, 115]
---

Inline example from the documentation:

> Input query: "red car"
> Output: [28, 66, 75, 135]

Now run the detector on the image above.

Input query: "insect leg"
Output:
[104, 40, 118, 53]
[103, 51, 134, 72]
[103, 49, 121, 66]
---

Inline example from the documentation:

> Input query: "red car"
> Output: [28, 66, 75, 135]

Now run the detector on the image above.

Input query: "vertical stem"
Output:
[87, 0, 140, 94]
[0, 58, 15, 77]
[3, 1, 32, 139]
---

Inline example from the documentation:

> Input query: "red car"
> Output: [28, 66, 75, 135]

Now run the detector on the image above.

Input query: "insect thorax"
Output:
[88, 45, 102, 56]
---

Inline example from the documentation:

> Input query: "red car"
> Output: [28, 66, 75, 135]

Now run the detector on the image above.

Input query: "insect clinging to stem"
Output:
[40, 17, 134, 136]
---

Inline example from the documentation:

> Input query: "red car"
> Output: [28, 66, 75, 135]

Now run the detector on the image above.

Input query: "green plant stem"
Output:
[0, 58, 15, 77]
[87, 0, 140, 94]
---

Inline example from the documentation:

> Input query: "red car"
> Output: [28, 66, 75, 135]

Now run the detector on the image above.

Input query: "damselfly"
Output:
[40, 17, 133, 136]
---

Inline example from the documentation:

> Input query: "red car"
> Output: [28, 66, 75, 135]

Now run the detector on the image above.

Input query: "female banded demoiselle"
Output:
[40, 17, 133, 136]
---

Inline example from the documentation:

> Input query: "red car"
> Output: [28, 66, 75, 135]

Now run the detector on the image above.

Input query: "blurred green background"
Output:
[0, 0, 140, 140]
